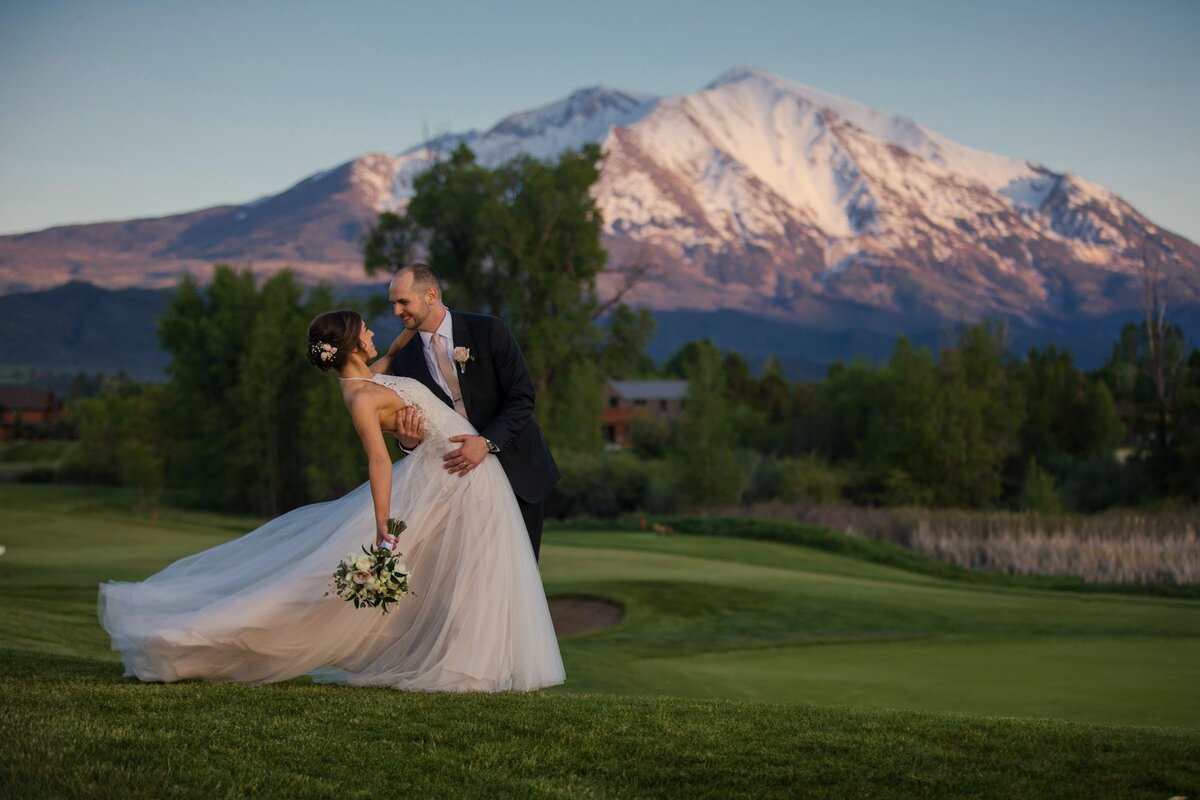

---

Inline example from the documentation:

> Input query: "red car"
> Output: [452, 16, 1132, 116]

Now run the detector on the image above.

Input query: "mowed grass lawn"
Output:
[1, 485, 1198, 799]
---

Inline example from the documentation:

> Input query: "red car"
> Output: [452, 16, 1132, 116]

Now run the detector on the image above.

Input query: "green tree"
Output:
[298, 284, 370, 502]
[394, 144, 498, 309]
[930, 323, 1024, 507]
[74, 384, 169, 516]
[544, 360, 604, 454]
[232, 271, 312, 515]
[671, 342, 743, 509]
[662, 339, 722, 380]
[159, 268, 260, 509]
[1018, 345, 1123, 467]
[159, 266, 370, 513]
[753, 357, 793, 421]
[363, 143, 649, 451]
[1168, 348, 1200, 500]
[722, 352, 755, 402]
[1019, 458, 1061, 514]
[1019, 345, 1083, 465]
[812, 359, 888, 467]
[870, 337, 939, 499]
[776, 454, 847, 504]
[628, 414, 672, 459]
[1079, 379, 1124, 459]
[1100, 321, 1189, 493]
[601, 305, 657, 379]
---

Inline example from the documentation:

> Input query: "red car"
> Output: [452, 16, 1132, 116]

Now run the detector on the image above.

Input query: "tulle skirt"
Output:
[98, 430, 565, 693]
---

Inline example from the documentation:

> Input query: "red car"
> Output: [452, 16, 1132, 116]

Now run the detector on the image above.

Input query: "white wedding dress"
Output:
[99, 374, 565, 692]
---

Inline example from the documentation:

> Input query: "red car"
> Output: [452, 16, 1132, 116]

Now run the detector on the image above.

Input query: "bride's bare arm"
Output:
[349, 394, 395, 547]
[370, 328, 417, 375]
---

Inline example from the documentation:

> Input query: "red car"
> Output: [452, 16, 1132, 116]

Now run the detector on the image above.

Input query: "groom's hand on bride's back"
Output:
[444, 435, 488, 477]
[393, 407, 424, 450]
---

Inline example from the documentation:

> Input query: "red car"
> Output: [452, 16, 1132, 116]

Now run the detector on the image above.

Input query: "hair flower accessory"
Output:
[453, 347, 473, 374]
[311, 341, 338, 363]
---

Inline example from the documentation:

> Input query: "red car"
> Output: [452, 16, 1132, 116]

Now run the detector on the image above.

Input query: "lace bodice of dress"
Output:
[366, 374, 450, 438]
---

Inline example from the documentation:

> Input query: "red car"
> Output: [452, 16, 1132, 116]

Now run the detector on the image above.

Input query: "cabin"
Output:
[0, 387, 64, 440]
[601, 380, 688, 447]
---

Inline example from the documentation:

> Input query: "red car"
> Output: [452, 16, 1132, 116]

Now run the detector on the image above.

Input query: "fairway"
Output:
[1, 487, 1198, 726]
[1, 486, 1198, 798]
[538, 533, 1200, 728]
[628, 637, 1200, 727]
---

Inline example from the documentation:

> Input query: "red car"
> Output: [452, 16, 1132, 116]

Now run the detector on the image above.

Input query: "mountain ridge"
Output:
[1, 67, 1196, 330]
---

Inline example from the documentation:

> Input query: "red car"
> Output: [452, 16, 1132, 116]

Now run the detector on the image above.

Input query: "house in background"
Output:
[0, 387, 64, 440]
[601, 380, 688, 447]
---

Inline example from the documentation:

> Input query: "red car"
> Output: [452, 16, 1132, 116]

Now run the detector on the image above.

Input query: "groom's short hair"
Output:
[400, 262, 442, 296]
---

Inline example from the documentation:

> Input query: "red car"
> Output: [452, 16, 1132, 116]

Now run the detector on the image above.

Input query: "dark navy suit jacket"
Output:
[391, 312, 560, 504]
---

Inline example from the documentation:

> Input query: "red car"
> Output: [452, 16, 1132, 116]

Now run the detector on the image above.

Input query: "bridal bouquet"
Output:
[328, 518, 411, 614]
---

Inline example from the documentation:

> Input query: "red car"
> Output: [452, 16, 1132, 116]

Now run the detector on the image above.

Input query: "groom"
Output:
[387, 262, 560, 562]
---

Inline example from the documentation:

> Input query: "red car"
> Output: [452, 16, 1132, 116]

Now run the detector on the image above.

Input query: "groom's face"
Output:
[389, 272, 438, 332]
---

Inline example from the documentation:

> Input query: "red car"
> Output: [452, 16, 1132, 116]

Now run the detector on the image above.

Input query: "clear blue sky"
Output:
[2, 0, 1198, 241]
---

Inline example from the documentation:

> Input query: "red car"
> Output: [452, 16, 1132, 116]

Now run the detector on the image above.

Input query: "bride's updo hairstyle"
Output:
[307, 310, 363, 372]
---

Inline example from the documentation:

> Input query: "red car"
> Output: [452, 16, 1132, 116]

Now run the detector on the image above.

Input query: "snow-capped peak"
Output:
[702, 66, 1034, 192]
[706, 66, 921, 145]
[490, 85, 659, 139]
[405, 84, 661, 167]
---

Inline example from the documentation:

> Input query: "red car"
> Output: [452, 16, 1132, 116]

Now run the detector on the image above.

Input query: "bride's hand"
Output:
[375, 523, 394, 551]
[394, 407, 424, 450]
[370, 328, 417, 374]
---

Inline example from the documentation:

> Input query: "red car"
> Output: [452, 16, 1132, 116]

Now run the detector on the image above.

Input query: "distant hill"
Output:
[2, 282, 1196, 384]
[0, 282, 170, 379]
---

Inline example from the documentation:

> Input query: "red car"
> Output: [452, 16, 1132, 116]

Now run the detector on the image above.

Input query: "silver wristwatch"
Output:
[484, 438, 500, 454]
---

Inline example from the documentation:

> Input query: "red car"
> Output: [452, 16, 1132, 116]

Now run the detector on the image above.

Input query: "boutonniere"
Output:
[453, 346, 474, 374]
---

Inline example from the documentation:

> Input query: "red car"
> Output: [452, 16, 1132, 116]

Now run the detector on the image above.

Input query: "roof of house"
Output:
[608, 380, 688, 401]
[0, 387, 60, 410]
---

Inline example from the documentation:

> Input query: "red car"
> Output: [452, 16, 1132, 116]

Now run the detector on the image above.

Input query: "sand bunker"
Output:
[548, 595, 625, 638]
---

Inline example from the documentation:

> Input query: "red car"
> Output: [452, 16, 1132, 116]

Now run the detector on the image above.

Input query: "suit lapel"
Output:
[399, 335, 453, 408]
[451, 312, 475, 418]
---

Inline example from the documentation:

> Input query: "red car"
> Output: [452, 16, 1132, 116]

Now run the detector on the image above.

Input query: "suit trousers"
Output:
[517, 496, 545, 562]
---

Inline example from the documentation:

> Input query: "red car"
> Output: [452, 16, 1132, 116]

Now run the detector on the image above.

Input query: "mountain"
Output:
[2, 67, 1197, 337]
[590, 67, 1200, 323]
[0, 156, 400, 294]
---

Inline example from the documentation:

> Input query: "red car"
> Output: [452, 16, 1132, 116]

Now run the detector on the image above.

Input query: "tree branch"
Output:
[595, 249, 656, 318]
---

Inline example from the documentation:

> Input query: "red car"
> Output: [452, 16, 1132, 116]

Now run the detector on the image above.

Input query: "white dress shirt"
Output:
[419, 309, 456, 400]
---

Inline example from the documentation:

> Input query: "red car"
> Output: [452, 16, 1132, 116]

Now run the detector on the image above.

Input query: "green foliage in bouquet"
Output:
[327, 518, 411, 613]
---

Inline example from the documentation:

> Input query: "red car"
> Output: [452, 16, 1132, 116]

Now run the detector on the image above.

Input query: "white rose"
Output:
[352, 569, 371, 585]
[353, 556, 371, 572]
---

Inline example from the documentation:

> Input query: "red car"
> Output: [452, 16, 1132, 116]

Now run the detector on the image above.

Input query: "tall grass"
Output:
[719, 504, 1200, 584]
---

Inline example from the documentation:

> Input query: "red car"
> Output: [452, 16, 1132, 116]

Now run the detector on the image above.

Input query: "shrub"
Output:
[547, 451, 651, 519]
[1060, 456, 1149, 512]
[1019, 459, 1061, 514]
[627, 415, 671, 459]
[776, 454, 847, 504]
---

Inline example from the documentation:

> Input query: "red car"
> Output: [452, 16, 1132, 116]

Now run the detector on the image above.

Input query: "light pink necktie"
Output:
[433, 333, 468, 419]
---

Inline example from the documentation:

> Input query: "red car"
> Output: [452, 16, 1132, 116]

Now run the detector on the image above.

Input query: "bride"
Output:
[98, 311, 565, 693]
